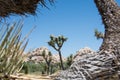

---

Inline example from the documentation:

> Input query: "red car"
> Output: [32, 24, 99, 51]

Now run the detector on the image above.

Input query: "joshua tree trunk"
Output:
[47, 62, 50, 75]
[94, 0, 120, 52]
[47, 64, 50, 75]
[58, 50, 65, 70]
[44, 59, 50, 75]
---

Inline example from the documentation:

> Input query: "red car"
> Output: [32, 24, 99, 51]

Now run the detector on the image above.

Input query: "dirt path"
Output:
[11, 74, 53, 80]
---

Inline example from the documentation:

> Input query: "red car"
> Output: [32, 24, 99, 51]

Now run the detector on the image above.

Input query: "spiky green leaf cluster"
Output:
[0, 21, 29, 77]
[42, 50, 52, 64]
[94, 29, 104, 39]
[48, 35, 67, 50]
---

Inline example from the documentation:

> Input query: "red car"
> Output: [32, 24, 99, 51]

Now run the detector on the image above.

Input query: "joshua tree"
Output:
[94, 29, 104, 39]
[48, 35, 67, 70]
[94, 0, 120, 52]
[42, 50, 52, 75]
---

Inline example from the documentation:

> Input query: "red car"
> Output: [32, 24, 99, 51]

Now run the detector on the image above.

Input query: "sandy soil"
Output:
[11, 74, 53, 80]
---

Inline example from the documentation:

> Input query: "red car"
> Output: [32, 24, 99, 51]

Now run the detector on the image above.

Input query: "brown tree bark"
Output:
[94, 0, 120, 52]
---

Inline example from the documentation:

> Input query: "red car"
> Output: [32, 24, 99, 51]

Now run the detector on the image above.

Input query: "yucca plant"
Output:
[0, 21, 30, 79]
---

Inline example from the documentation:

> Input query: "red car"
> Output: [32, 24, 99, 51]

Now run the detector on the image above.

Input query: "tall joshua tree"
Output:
[94, 0, 120, 52]
[48, 35, 67, 70]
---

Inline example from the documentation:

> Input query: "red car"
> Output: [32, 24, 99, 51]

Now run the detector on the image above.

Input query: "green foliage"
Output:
[21, 57, 74, 75]
[21, 62, 46, 74]
[48, 35, 67, 50]
[50, 63, 61, 73]
[42, 50, 46, 57]
[0, 21, 29, 78]
[94, 29, 104, 39]
[22, 62, 29, 74]
[66, 54, 73, 68]
[21, 61, 59, 75]
[48, 51, 52, 56]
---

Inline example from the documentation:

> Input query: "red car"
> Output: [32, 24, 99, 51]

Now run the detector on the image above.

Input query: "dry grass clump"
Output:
[0, 0, 54, 18]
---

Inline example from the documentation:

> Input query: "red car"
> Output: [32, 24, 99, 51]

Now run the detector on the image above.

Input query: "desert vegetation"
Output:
[0, 0, 120, 80]
[48, 35, 67, 70]
[21, 53, 73, 75]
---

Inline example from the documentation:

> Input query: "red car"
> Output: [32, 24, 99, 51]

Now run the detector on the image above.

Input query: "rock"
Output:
[27, 47, 50, 63]
[55, 49, 120, 80]
[52, 54, 66, 63]
[73, 47, 95, 62]
[26, 47, 66, 63]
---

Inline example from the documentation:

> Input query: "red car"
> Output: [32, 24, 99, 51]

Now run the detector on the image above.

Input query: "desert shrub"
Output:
[21, 61, 65, 75]
[21, 62, 29, 74]
[21, 62, 46, 74]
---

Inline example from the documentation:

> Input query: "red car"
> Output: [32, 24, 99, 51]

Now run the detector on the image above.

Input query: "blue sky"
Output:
[5, 0, 120, 57]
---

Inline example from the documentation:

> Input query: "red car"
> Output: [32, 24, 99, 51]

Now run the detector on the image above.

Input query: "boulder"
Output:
[73, 47, 95, 62]
[26, 47, 66, 63]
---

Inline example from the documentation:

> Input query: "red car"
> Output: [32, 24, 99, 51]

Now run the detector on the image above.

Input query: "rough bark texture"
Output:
[55, 0, 120, 80]
[95, 0, 120, 51]
[59, 50, 65, 70]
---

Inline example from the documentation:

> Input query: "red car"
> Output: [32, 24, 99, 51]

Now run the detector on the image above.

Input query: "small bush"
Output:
[21, 62, 46, 74]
